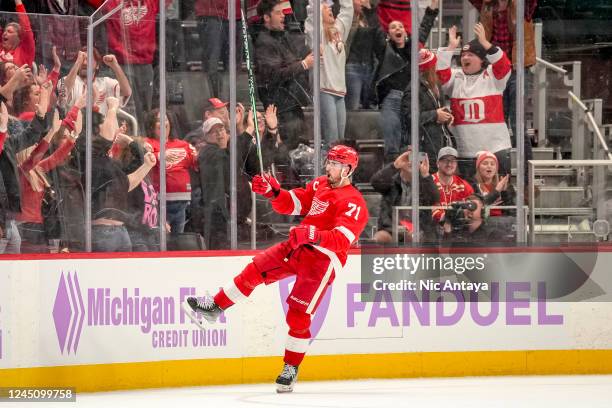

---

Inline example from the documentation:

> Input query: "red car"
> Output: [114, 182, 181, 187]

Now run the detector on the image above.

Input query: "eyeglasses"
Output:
[439, 158, 457, 164]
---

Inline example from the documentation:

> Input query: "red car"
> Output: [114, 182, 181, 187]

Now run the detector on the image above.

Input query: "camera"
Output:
[445, 201, 477, 232]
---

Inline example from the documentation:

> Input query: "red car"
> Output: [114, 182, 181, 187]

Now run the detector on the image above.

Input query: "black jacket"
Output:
[254, 28, 311, 113]
[0, 114, 49, 229]
[238, 131, 292, 174]
[373, 7, 438, 104]
[198, 144, 232, 249]
[0, 144, 20, 229]
[370, 163, 439, 235]
[346, 6, 380, 66]
[400, 79, 454, 172]
[471, 181, 517, 216]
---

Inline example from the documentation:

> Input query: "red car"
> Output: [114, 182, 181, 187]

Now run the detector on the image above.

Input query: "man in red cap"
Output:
[184, 144, 368, 393]
[202, 97, 230, 129]
[184, 97, 231, 144]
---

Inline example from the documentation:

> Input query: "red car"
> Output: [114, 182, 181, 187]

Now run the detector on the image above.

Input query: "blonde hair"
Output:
[475, 161, 500, 188]
[421, 66, 440, 98]
[16, 145, 50, 193]
[322, 6, 344, 51]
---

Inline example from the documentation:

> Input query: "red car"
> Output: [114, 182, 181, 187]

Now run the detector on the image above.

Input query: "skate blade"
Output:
[275, 383, 294, 393]
[181, 301, 207, 330]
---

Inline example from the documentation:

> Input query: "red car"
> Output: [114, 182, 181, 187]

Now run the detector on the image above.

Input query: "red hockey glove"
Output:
[288, 225, 320, 249]
[251, 173, 281, 199]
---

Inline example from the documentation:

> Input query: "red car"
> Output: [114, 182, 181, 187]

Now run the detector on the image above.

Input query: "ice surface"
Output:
[17, 375, 612, 408]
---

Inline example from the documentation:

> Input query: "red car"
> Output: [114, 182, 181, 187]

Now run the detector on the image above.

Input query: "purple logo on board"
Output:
[52, 272, 85, 354]
[52, 274, 228, 354]
[279, 276, 332, 343]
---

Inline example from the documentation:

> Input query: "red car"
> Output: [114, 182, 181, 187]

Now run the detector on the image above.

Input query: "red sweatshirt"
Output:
[195, 0, 241, 19]
[377, 0, 412, 34]
[432, 173, 474, 223]
[104, 0, 172, 65]
[0, 4, 35, 66]
[0, 131, 6, 155]
[145, 137, 198, 201]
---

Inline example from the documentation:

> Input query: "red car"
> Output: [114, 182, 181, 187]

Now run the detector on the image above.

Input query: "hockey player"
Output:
[184, 144, 368, 393]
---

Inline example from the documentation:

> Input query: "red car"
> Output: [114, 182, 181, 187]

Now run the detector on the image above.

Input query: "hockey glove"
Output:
[251, 173, 281, 199]
[288, 225, 320, 249]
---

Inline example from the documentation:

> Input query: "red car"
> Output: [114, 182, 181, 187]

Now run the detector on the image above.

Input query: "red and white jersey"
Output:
[431, 173, 474, 222]
[436, 46, 512, 158]
[272, 176, 368, 264]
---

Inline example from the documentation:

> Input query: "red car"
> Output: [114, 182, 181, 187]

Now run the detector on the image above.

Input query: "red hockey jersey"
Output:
[272, 176, 368, 264]
[431, 173, 474, 223]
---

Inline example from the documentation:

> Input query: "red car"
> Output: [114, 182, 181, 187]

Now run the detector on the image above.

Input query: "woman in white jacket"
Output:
[306, 0, 354, 148]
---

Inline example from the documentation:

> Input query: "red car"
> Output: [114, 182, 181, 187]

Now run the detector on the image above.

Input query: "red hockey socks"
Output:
[284, 308, 311, 366]
[214, 262, 264, 310]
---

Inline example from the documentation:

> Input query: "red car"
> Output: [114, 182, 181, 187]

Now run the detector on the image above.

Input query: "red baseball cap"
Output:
[203, 97, 228, 111]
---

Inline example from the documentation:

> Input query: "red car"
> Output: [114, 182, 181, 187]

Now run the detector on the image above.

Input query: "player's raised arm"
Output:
[251, 172, 316, 216]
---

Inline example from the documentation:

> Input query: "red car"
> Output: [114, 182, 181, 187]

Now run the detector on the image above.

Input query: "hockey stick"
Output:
[240, 7, 265, 174]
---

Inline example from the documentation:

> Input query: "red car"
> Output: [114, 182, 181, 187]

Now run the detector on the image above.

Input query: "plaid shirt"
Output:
[470, 0, 538, 59]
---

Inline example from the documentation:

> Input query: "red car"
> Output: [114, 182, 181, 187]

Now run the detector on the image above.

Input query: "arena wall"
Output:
[1, 249, 611, 392]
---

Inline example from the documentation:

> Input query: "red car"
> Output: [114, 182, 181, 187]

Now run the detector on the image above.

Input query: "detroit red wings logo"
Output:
[121, 5, 148, 26]
[164, 148, 187, 169]
[307, 197, 329, 216]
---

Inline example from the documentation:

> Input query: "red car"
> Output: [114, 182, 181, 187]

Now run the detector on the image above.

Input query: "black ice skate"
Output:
[182, 295, 222, 329]
[275, 363, 299, 393]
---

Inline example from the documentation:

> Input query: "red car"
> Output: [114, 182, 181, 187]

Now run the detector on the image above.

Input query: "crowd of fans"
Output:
[0, 0, 537, 253]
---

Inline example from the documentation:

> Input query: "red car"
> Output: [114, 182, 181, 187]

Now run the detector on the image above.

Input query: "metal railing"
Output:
[534, 57, 582, 156]
[568, 92, 612, 161]
[528, 160, 612, 243]
[391, 205, 529, 244]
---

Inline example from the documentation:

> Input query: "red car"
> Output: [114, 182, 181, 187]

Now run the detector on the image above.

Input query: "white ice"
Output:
[15, 375, 612, 408]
